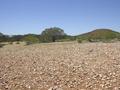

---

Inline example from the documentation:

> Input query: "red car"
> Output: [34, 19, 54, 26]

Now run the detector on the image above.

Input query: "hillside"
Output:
[77, 29, 120, 42]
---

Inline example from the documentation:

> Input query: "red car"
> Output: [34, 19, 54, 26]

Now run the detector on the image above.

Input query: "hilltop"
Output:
[77, 29, 120, 42]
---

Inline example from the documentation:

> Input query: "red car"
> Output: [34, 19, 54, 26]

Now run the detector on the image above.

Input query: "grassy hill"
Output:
[77, 29, 120, 42]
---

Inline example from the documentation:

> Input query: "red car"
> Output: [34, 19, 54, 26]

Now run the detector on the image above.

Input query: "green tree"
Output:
[40, 27, 66, 42]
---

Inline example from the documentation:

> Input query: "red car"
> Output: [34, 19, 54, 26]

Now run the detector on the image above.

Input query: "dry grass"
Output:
[0, 42, 120, 90]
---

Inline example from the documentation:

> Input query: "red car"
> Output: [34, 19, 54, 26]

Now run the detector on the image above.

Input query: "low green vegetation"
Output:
[22, 34, 40, 45]
[0, 28, 120, 45]
[16, 41, 20, 44]
[0, 43, 5, 48]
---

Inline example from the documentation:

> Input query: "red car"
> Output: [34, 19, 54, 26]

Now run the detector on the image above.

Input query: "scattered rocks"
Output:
[0, 42, 120, 90]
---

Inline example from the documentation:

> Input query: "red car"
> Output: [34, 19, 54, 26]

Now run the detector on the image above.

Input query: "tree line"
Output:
[0, 27, 75, 44]
[0, 28, 120, 46]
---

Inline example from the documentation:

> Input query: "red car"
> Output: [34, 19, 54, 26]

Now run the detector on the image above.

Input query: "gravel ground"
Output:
[0, 42, 120, 90]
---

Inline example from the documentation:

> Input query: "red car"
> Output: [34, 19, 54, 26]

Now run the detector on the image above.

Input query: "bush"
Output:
[102, 39, 114, 43]
[26, 42, 33, 45]
[56, 38, 73, 42]
[22, 35, 40, 45]
[77, 39, 82, 43]
[16, 41, 20, 44]
[0, 44, 5, 48]
[88, 39, 97, 42]
[9, 42, 13, 44]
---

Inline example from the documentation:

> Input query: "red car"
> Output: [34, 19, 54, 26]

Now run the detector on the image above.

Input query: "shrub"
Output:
[22, 35, 40, 45]
[26, 42, 33, 45]
[16, 41, 20, 44]
[0, 44, 5, 48]
[9, 42, 13, 44]
[77, 39, 82, 43]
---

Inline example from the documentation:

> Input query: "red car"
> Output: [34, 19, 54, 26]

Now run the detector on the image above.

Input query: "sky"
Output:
[0, 0, 120, 35]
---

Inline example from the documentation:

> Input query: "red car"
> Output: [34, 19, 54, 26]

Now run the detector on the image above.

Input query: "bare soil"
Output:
[0, 42, 120, 90]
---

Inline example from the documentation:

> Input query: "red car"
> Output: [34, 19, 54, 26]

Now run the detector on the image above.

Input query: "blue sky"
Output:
[0, 0, 120, 35]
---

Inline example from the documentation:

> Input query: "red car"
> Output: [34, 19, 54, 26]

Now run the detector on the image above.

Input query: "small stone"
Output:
[48, 86, 63, 90]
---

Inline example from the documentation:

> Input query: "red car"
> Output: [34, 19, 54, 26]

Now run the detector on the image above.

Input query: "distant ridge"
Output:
[0, 28, 120, 43]
[77, 29, 120, 42]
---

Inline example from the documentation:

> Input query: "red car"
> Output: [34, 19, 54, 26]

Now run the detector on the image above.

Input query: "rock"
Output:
[48, 86, 63, 90]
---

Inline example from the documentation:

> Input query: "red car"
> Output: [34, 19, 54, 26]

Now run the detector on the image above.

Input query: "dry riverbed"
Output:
[0, 42, 120, 90]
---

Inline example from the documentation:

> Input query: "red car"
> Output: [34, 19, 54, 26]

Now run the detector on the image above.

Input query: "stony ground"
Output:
[0, 42, 120, 90]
